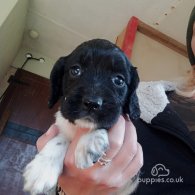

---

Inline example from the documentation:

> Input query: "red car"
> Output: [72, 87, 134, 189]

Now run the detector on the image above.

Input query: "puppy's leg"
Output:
[23, 134, 69, 195]
[75, 129, 109, 169]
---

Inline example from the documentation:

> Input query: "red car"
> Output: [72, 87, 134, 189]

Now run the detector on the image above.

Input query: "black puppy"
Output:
[23, 39, 140, 195]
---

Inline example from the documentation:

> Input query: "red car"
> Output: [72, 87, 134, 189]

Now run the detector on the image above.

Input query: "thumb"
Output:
[36, 124, 59, 151]
[64, 127, 90, 168]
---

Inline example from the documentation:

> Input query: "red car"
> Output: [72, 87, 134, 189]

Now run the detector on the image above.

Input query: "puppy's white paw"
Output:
[75, 129, 109, 169]
[23, 135, 68, 194]
[23, 153, 63, 194]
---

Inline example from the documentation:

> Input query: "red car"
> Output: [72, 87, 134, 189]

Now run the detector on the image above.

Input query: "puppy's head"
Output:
[48, 39, 140, 129]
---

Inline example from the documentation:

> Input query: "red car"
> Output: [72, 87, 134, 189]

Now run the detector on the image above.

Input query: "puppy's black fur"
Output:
[48, 39, 140, 129]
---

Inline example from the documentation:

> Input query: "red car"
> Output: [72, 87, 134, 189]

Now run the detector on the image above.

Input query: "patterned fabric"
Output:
[137, 81, 175, 123]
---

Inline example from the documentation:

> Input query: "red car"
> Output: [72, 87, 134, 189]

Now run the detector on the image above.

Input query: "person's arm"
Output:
[37, 116, 143, 195]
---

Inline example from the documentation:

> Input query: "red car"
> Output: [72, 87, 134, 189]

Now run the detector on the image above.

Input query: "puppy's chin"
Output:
[74, 117, 97, 130]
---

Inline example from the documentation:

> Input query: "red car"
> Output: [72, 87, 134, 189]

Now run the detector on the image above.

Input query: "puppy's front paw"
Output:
[23, 134, 68, 194]
[75, 129, 109, 169]
[23, 153, 63, 194]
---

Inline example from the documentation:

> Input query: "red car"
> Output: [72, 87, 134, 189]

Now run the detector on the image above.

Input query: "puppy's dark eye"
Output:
[69, 64, 81, 77]
[112, 75, 125, 87]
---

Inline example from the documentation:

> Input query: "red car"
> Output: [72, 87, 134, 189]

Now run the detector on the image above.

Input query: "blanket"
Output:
[137, 81, 176, 123]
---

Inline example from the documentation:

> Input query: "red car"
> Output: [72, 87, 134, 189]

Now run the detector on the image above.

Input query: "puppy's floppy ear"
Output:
[124, 62, 140, 120]
[48, 57, 66, 108]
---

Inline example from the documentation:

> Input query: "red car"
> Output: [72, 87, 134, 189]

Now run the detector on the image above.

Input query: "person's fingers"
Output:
[36, 124, 59, 151]
[63, 116, 126, 187]
[99, 143, 143, 189]
[62, 117, 142, 192]
[89, 123, 140, 188]
[64, 127, 91, 169]
[122, 143, 143, 180]
[81, 116, 127, 182]
[110, 119, 138, 171]
[79, 115, 126, 173]
[65, 116, 126, 170]
[105, 116, 126, 159]
[63, 126, 102, 187]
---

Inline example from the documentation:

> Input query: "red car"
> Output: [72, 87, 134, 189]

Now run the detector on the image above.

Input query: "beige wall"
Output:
[12, 33, 190, 82]
[12, 46, 55, 79]
[0, 0, 28, 82]
[131, 32, 190, 82]
[2, 0, 191, 82]
[22, 0, 194, 59]
[0, 0, 17, 27]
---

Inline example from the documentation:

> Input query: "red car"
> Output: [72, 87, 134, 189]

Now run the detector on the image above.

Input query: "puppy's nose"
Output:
[83, 97, 103, 111]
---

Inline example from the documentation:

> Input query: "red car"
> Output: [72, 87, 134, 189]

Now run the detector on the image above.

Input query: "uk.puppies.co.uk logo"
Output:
[138, 163, 184, 185]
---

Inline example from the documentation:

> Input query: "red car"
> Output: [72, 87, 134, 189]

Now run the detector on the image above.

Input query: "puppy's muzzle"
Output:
[82, 96, 103, 111]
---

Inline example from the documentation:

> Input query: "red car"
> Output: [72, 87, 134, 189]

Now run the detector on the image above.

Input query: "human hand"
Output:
[57, 116, 143, 195]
